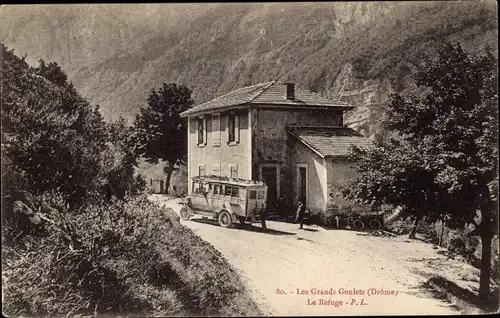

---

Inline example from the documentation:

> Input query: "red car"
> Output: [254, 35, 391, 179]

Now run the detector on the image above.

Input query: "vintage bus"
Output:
[179, 175, 268, 228]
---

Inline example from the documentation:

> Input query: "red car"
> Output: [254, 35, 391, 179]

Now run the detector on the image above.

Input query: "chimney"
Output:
[285, 82, 295, 100]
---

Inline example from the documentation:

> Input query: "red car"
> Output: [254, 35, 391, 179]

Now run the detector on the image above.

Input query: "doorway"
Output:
[259, 164, 280, 209]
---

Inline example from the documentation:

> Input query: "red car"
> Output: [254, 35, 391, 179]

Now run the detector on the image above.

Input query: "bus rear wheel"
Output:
[353, 219, 365, 230]
[218, 211, 233, 228]
[369, 219, 382, 230]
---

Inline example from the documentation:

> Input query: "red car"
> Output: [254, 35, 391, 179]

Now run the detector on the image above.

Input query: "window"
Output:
[197, 118, 204, 144]
[231, 186, 239, 197]
[212, 114, 221, 146]
[213, 184, 221, 195]
[229, 164, 238, 179]
[228, 115, 235, 142]
[192, 181, 201, 194]
[212, 163, 221, 176]
[197, 117, 207, 146]
[224, 185, 232, 196]
[198, 164, 206, 176]
[227, 114, 239, 144]
[238, 187, 247, 199]
[258, 190, 265, 200]
[249, 190, 257, 200]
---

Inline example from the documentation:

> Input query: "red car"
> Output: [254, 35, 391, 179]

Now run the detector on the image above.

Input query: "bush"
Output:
[2, 195, 261, 317]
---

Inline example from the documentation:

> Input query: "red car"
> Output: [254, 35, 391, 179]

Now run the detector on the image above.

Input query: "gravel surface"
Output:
[149, 195, 479, 316]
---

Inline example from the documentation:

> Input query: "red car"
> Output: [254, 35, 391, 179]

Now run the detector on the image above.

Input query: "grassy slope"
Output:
[2, 195, 261, 316]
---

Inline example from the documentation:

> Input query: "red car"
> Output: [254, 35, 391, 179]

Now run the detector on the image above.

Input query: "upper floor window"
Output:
[227, 114, 239, 144]
[197, 118, 204, 144]
[228, 115, 236, 142]
[212, 114, 221, 146]
[197, 117, 206, 146]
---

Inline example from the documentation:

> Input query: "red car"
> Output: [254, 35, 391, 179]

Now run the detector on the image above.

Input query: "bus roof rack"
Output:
[192, 175, 265, 186]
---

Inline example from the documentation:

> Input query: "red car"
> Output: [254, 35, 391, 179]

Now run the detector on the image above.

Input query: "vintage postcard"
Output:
[1, 2, 498, 316]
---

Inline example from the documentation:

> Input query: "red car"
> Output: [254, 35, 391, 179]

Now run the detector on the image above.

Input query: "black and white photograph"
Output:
[1, 2, 499, 316]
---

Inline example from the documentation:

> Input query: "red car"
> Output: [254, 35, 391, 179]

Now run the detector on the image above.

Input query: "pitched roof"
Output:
[180, 81, 353, 117]
[287, 126, 373, 158]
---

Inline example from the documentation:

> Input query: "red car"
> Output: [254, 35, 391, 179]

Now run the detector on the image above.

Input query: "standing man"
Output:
[260, 207, 268, 230]
[295, 201, 305, 229]
[277, 196, 287, 221]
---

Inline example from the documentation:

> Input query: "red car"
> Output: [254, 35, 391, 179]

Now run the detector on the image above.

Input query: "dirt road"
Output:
[149, 195, 470, 316]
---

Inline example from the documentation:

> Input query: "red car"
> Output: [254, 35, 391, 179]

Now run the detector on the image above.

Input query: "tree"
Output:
[36, 59, 68, 87]
[1, 44, 130, 207]
[344, 42, 498, 303]
[132, 83, 194, 194]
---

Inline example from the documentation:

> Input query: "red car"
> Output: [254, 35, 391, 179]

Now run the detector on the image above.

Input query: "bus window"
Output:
[213, 184, 220, 195]
[238, 187, 247, 199]
[224, 185, 232, 196]
[192, 181, 201, 194]
[231, 186, 239, 197]
[249, 190, 257, 199]
[258, 190, 265, 200]
[200, 183, 208, 194]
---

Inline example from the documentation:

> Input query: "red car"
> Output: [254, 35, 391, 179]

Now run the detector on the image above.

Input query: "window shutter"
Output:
[235, 115, 240, 142]
[212, 114, 220, 146]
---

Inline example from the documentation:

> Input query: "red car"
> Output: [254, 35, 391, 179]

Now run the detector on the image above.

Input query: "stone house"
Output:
[180, 81, 372, 217]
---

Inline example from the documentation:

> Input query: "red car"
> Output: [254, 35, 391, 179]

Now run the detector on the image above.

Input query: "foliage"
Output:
[132, 83, 194, 193]
[2, 195, 261, 317]
[344, 41, 498, 301]
[100, 117, 145, 199]
[1, 44, 142, 205]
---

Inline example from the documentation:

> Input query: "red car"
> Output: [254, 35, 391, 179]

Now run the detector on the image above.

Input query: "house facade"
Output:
[180, 81, 372, 216]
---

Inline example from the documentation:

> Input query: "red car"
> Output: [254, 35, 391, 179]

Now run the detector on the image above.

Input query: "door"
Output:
[261, 167, 277, 209]
[298, 166, 307, 206]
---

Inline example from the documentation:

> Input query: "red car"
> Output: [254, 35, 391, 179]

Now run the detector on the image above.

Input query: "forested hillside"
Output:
[1, 2, 497, 137]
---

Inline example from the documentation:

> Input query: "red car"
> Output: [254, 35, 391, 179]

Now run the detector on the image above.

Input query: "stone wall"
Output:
[251, 107, 343, 204]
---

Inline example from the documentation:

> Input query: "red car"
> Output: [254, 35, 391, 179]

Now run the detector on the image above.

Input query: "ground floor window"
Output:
[229, 164, 238, 178]
[198, 164, 206, 176]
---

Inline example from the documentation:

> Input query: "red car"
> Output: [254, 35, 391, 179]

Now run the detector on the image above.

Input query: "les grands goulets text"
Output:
[294, 287, 399, 297]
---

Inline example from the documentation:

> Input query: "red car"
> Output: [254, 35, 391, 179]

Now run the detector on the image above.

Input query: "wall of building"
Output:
[291, 140, 328, 213]
[251, 107, 343, 205]
[188, 109, 251, 194]
[326, 158, 372, 214]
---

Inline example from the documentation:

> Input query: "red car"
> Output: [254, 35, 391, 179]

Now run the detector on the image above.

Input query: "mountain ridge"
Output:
[1, 2, 497, 137]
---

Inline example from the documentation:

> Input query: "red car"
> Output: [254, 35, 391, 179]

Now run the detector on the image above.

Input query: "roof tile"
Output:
[287, 126, 372, 158]
[180, 81, 352, 116]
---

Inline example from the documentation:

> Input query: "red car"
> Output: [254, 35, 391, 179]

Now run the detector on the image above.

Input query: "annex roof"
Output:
[287, 126, 373, 158]
[180, 81, 353, 117]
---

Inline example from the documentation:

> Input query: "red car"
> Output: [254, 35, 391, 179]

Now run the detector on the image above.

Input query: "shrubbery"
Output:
[2, 195, 261, 316]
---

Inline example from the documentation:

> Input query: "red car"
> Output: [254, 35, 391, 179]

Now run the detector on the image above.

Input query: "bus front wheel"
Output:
[218, 211, 233, 228]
